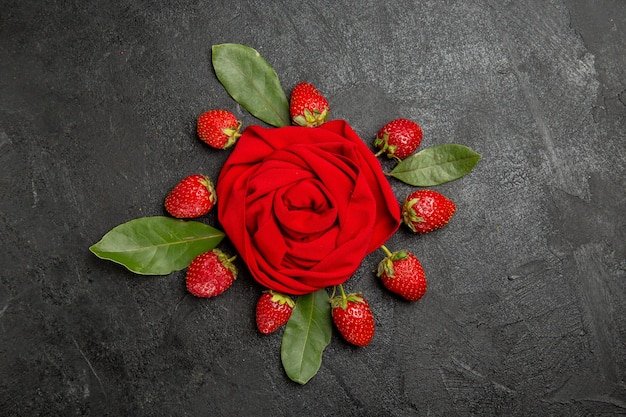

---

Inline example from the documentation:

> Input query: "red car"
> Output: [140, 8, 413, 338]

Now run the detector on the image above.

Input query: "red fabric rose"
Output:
[217, 120, 400, 295]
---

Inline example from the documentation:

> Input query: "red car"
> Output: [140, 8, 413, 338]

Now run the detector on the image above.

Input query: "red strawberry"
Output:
[164, 174, 216, 218]
[186, 249, 237, 298]
[197, 109, 242, 149]
[330, 286, 375, 347]
[402, 189, 456, 234]
[374, 118, 423, 160]
[377, 245, 427, 301]
[255, 290, 295, 334]
[289, 82, 330, 127]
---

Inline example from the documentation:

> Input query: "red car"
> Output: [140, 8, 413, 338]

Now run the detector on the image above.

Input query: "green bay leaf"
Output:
[212, 43, 290, 127]
[281, 289, 332, 385]
[389, 144, 481, 186]
[89, 216, 225, 275]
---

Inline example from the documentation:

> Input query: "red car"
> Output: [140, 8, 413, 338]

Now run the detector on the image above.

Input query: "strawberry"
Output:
[197, 109, 242, 149]
[402, 189, 456, 234]
[186, 249, 237, 298]
[377, 245, 427, 301]
[374, 118, 423, 160]
[289, 82, 330, 127]
[255, 290, 295, 334]
[330, 286, 375, 347]
[164, 174, 216, 218]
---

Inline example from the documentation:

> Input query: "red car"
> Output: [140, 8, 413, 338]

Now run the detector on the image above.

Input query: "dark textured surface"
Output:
[1, 0, 625, 415]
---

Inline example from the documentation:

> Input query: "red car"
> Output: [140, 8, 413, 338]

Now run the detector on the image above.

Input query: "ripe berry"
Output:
[374, 118, 423, 160]
[164, 174, 216, 219]
[377, 245, 427, 301]
[197, 109, 242, 149]
[255, 290, 295, 334]
[186, 249, 237, 298]
[402, 189, 456, 234]
[289, 82, 330, 127]
[330, 286, 375, 347]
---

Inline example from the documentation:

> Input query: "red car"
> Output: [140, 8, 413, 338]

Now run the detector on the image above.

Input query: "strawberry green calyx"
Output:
[373, 132, 397, 158]
[266, 289, 295, 308]
[199, 175, 217, 204]
[402, 197, 424, 233]
[330, 284, 363, 311]
[293, 107, 329, 128]
[214, 248, 238, 278]
[380, 245, 407, 260]
[221, 121, 243, 148]
[377, 245, 408, 278]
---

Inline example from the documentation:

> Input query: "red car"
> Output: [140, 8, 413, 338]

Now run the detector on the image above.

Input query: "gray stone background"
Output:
[1, 0, 624, 415]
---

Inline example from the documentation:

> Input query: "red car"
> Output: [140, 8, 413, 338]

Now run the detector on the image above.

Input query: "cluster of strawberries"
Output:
[163, 82, 456, 345]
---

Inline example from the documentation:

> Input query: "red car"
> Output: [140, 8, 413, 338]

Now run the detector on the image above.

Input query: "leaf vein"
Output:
[393, 155, 480, 174]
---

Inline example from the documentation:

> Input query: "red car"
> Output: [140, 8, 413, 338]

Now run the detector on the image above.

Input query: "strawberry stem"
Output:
[339, 284, 347, 300]
[330, 285, 350, 310]
[330, 286, 337, 299]
[381, 245, 393, 258]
